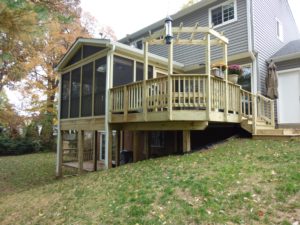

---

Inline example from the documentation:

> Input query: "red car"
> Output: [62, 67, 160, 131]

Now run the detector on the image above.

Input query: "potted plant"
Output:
[228, 64, 243, 83]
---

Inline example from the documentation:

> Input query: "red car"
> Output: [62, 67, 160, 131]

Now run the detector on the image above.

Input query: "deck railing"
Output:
[256, 94, 275, 126]
[109, 74, 275, 127]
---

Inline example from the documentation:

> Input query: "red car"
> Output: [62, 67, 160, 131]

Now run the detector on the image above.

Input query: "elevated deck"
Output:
[109, 74, 275, 133]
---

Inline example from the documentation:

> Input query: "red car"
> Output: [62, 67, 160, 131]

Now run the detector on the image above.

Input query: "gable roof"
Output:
[119, 0, 216, 43]
[271, 39, 300, 62]
[55, 38, 184, 72]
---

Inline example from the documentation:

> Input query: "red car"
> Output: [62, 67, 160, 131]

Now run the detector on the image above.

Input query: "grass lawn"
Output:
[0, 138, 299, 225]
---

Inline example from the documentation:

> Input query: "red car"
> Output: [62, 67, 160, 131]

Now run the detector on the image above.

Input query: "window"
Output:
[61, 72, 70, 119]
[113, 56, 134, 87]
[276, 18, 283, 41]
[81, 62, 93, 117]
[94, 57, 107, 116]
[238, 64, 252, 92]
[210, 0, 236, 27]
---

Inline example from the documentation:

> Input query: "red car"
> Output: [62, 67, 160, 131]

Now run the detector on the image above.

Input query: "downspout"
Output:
[104, 43, 115, 169]
[247, 0, 258, 94]
[247, 0, 258, 135]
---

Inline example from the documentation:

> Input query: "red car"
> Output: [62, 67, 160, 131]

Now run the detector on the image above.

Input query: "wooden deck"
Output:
[109, 74, 275, 133]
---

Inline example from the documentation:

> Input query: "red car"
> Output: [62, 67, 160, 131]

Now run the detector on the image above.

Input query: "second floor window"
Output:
[210, 0, 236, 27]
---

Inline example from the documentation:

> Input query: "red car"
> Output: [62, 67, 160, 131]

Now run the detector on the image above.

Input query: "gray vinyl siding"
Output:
[276, 58, 300, 71]
[186, 57, 252, 74]
[126, 0, 249, 66]
[252, 0, 300, 94]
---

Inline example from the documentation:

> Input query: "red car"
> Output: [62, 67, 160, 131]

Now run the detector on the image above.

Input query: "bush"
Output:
[0, 135, 42, 156]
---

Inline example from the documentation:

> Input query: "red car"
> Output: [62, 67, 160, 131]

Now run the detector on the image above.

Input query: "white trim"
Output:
[209, 0, 237, 28]
[277, 67, 300, 74]
[272, 52, 300, 63]
[275, 17, 284, 42]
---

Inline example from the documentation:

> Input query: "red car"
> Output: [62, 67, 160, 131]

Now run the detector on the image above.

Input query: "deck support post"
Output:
[133, 131, 138, 162]
[56, 129, 63, 178]
[183, 130, 191, 153]
[143, 131, 149, 159]
[143, 41, 149, 121]
[115, 130, 120, 167]
[93, 131, 97, 171]
[78, 130, 84, 174]
[107, 126, 113, 169]
[206, 34, 211, 120]
[168, 40, 174, 120]
[224, 43, 229, 121]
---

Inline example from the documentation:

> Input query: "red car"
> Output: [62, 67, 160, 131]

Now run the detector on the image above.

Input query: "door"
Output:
[278, 70, 300, 124]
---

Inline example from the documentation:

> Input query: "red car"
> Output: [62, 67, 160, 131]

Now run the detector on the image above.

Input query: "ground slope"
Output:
[0, 138, 299, 225]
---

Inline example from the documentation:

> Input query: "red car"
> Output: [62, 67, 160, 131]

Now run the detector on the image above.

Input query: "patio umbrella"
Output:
[266, 60, 278, 99]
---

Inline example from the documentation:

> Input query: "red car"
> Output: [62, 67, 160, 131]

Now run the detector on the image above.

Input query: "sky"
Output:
[80, 0, 300, 40]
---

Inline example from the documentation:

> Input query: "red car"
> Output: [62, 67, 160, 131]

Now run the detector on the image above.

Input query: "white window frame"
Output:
[209, 0, 237, 28]
[275, 18, 284, 42]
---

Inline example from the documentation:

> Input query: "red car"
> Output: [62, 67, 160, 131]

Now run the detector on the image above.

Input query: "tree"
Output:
[0, 0, 82, 91]
[0, 90, 24, 137]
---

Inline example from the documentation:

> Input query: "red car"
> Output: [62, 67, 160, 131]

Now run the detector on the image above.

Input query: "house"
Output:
[55, 0, 300, 177]
[121, 0, 300, 124]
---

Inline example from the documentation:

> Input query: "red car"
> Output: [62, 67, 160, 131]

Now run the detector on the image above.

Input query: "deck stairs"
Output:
[241, 117, 300, 138]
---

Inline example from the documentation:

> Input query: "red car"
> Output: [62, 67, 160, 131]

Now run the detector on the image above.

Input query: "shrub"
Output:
[0, 135, 42, 156]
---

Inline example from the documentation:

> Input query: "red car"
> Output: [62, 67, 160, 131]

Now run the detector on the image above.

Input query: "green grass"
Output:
[0, 138, 299, 225]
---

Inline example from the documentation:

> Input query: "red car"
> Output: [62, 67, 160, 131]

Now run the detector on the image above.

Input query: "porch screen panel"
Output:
[94, 57, 107, 115]
[81, 62, 93, 117]
[136, 62, 154, 81]
[61, 72, 70, 119]
[70, 68, 81, 118]
[113, 56, 133, 87]
[66, 47, 82, 67]
[83, 45, 105, 58]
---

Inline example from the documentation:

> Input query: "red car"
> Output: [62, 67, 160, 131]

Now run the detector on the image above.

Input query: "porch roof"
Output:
[55, 38, 184, 72]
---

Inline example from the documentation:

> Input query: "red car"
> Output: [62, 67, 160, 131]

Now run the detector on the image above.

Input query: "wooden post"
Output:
[206, 34, 211, 120]
[93, 131, 97, 171]
[143, 131, 149, 159]
[107, 126, 113, 168]
[183, 130, 191, 153]
[271, 100, 275, 127]
[78, 130, 84, 174]
[115, 130, 120, 166]
[252, 95, 257, 135]
[133, 131, 138, 162]
[123, 86, 128, 122]
[143, 41, 148, 121]
[168, 41, 174, 120]
[224, 43, 228, 121]
[56, 129, 63, 178]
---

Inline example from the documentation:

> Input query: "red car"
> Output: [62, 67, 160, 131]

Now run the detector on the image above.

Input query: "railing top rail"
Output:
[256, 93, 274, 102]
